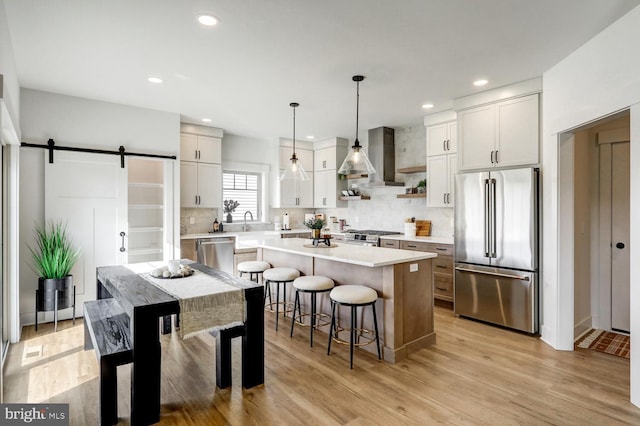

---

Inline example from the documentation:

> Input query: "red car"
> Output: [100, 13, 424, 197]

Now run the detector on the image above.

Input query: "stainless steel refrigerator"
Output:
[454, 167, 539, 333]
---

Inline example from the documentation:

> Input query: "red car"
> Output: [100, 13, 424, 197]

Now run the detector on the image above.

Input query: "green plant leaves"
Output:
[28, 221, 80, 279]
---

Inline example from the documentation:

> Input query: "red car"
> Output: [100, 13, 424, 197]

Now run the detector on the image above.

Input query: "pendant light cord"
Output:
[355, 79, 360, 144]
[292, 104, 296, 155]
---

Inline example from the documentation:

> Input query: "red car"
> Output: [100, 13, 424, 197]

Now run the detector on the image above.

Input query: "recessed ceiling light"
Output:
[198, 14, 219, 26]
[147, 77, 162, 84]
[201, 118, 212, 123]
[306, 135, 315, 140]
[473, 79, 488, 86]
[422, 103, 434, 109]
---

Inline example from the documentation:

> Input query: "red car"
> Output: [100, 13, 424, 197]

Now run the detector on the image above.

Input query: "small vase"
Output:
[226, 213, 233, 223]
[312, 229, 321, 239]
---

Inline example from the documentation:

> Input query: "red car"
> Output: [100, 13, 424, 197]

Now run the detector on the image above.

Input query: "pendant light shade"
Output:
[280, 102, 310, 181]
[338, 75, 376, 176]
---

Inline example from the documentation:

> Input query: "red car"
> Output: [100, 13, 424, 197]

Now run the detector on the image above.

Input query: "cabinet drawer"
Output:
[424, 243, 453, 256]
[380, 239, 400, 249]
[433, 273, 453, 301]
[433, 255, 453, 273]
[399, 241, 431, 251]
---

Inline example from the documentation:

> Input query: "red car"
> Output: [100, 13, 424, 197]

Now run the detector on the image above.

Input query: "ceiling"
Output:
[4, 0, 639, 142]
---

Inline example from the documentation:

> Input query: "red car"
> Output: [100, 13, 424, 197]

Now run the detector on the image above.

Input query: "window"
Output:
[223, 171, 261, 222]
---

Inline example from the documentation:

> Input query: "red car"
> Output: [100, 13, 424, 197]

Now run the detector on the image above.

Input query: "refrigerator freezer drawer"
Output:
[454, 264, 538, 333]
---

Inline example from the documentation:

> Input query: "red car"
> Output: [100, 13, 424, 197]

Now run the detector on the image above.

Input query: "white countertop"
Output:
[257, 238, 437, 267]
[181, 228, 309, 240]
[379, 235, 454, 245]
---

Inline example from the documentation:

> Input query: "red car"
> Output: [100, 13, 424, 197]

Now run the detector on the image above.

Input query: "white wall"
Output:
[0, 0, 20, 133]
[573, 130, 591, 338]
[542, 4, 640, 405]
[19, 89, 180, 328]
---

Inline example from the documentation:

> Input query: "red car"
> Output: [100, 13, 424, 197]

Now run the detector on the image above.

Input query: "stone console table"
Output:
[256, 239, 437, 363]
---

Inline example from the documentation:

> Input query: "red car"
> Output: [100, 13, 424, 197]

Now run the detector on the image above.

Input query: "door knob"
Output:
[616, 242, 625, 249]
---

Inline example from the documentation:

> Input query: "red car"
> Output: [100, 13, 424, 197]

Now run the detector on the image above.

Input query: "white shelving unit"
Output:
[128, 158, 164, 263]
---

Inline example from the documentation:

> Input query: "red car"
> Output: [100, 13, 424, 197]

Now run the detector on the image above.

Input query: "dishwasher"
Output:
[196, 237, 235, 275]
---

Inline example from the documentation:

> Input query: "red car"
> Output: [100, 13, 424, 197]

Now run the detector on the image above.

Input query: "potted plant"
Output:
[417, 179, 427, 193]
[29, 221, 80, 331]
[223, 199, 240, 223]
[303, 217, 326, 239]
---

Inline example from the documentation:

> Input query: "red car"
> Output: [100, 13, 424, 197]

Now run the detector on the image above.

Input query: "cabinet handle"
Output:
[447, 193, 450, 204]
[436, 265, 447, 268]
[407, 244, 417, 248]
[119, 232, 126, 252]
[436, 247, 447, 251]
[436, 287, 449, 291]
[443, 140, 446, 152]
[495, 150, 499, 163]
[490, 150, 495, 163]
[443, 193, 446, 204]
[323, 160, 326, 168]
[323, 197, 326, 205]
[446, 139, 450, 151]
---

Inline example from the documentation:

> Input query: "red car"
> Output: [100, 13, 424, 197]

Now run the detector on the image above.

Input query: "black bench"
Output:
[84, 298, 133, 426]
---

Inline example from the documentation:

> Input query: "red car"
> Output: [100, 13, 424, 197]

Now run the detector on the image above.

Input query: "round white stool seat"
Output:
[330, 285, 377, 305]
[293, 276, 335, 292]
[238, 261, 270, 273]
[263, 267, 300, 282]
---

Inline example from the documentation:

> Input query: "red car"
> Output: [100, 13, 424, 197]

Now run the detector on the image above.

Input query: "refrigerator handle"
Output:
[455, 266, 530, 281]
[484, 178, 490, 257]
[490, 178, 497, 258]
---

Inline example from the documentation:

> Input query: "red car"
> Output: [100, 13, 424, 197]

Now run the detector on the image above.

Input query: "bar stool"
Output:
[327, 285, 381, 369]
[262, 267, 300, 330]
[237, 260, 271, 283]
[289, 276, 334, 346]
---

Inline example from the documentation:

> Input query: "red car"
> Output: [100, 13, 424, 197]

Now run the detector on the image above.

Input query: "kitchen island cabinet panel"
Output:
[257, 239, 436, 363]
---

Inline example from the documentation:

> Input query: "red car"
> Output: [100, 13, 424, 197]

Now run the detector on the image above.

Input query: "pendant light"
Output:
[337, 75, 376, 176]
[280, 102, 310, 181]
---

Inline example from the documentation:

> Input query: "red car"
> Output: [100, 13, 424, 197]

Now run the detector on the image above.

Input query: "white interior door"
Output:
[45, 151, 127, 309]
[611, 142, 630, 332]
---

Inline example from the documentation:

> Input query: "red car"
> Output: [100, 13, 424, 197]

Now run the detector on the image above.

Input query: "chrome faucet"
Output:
[243, 211, 254, 232]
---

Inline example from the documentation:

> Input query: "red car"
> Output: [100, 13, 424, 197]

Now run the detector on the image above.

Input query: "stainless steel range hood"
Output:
[366, 127, 404, 186]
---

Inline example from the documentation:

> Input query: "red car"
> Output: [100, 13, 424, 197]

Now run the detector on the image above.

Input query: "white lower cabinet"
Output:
[427, 154, 456, 207]
[180, 161, 221, 208]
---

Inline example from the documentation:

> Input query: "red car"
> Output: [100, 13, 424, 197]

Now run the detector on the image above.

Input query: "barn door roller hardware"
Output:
[21, 138, 177, 168]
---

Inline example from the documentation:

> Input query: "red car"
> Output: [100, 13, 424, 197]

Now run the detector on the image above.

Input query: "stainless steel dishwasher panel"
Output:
[196, 237, 235, 275]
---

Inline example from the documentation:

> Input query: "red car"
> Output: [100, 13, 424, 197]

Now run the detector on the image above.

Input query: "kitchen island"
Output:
[257, 238, 437, 363]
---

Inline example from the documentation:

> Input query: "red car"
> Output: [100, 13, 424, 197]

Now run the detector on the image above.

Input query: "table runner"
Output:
[135, 265, 245, 339]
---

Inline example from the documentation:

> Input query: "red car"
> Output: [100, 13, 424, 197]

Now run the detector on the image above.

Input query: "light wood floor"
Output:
[4, 306, 640, 425]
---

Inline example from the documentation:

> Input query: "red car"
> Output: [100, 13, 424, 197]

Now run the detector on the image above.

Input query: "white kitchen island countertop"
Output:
[257, 238, 436, 267]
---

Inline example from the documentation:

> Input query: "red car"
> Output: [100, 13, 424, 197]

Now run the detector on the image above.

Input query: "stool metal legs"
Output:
[264, 280, 292, 331]
[290, 290, 323, 346]
[327, 300, 381, 369]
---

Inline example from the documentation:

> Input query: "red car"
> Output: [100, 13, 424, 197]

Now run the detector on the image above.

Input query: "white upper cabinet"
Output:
[180, 133, 221, 164]
[277, 146, 314, 208]
[314, 147, 337, 170]
[180, 162, 222, 208]
[495, 95, 539, 168]
[313, 138, 348, 208]
[180, 131, 222, 208]
[425, 118, 456, 208]
[458, 94, 539, 171]
[426, 121, 457, 156]
[427, 154, 456, 208]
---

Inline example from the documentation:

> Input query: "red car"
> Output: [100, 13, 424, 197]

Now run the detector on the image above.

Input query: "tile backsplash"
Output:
[320, 185, 454, 237]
